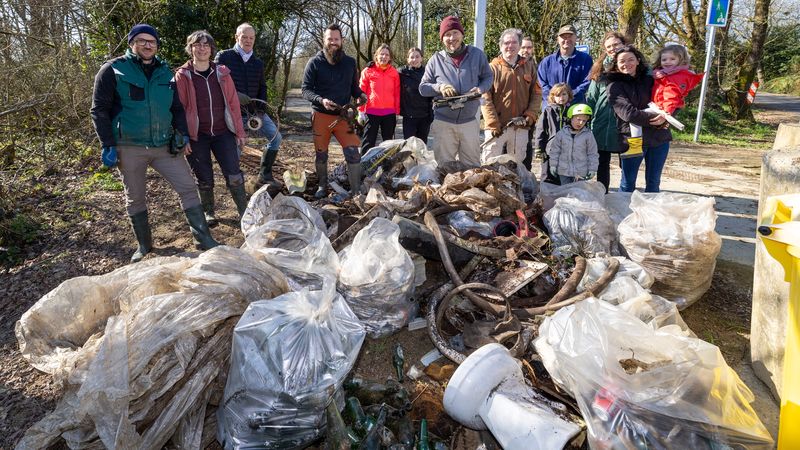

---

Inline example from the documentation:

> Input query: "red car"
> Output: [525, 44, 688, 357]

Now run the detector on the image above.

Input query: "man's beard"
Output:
[324, 45, 343, 64]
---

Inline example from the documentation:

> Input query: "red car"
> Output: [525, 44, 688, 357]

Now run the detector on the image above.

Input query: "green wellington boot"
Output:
[198, 188, 217, 227]
[129, 210, 153, 263]
[183, 205, 220, 250]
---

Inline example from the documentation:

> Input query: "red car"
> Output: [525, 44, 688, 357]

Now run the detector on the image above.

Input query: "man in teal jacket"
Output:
[91, 24, 218, 263]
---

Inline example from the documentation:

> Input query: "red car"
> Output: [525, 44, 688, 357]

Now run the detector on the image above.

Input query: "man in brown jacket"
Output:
[481, 28, 542, 166]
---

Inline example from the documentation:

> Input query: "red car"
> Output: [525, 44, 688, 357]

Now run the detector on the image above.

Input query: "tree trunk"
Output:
[726, 0, 770, 120]
[618, 0, 644, 44]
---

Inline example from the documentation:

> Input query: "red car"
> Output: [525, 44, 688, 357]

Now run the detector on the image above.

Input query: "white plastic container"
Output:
[443, 343, 581, 450]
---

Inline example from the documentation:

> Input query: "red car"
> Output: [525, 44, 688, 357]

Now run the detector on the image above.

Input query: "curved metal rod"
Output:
[426, 281, 466, 364]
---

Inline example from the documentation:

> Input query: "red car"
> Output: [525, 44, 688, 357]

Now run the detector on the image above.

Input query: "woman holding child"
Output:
[607, 45, 671, 193]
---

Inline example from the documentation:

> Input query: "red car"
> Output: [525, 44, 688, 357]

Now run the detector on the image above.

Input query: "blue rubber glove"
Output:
[101, 146, 117, 168]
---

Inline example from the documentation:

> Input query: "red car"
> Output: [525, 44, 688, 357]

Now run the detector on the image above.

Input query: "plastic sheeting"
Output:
[217, 281, 365, 449]
[243, 194, 339, 290]
[535, 299, 774, 450]
[15, 247, 290, 449]
[618, 191, 722, 309]
[543, 197, 617, 257]
[337, 218, 416, 337]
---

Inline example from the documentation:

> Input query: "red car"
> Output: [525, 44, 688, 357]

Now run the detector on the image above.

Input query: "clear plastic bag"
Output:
[217, 281, 366, 449]
[244, 195, 339, 290]
[538, 179, 606, 212]
[337, 218, 416, 337]
[543, 197, 617, 257]
[604, 191, 633, 227]
[241, 184, 273, 236]
[618, 192, 722, 309]
[16, 247, 289, 449]
[534, 299, 774, 450]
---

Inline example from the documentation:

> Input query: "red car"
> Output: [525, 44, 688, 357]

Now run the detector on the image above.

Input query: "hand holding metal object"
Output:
[433, 90, 482, 110]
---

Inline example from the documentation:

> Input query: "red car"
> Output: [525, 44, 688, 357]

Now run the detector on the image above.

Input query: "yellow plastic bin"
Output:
[757, 195, 800, 449]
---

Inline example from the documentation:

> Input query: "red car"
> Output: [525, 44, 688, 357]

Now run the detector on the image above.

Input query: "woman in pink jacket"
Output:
[174, 30, 248, 224]
[358, 44, 400, 155]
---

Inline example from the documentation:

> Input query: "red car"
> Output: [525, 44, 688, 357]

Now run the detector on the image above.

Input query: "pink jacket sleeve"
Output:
[358, 69, 370, 113]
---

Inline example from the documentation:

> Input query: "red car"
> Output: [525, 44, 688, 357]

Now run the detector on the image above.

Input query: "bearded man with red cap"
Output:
[419, 15, 493, 168]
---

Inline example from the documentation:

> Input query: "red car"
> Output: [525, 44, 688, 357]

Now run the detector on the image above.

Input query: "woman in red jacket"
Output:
[174, 30, 247, 225]
[358, 44, 400, 155]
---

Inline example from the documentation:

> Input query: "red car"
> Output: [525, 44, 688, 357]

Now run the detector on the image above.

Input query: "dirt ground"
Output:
[0, 95, 795, 448]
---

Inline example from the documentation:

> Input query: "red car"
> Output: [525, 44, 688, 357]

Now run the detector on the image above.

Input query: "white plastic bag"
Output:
[577, 257, 691, 334]
[534, 299, 773, 450]
[217, 281, 366, 449]
[618, 192, 722, 309]
[538, 179, 606, 212]
[393, 137, 440, 188]
[338, 218, 416, 337]
[543, 197, 617, 257]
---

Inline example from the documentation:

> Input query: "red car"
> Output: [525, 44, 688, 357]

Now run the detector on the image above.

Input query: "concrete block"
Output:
[752, 125, 800, 399]
[773, 123, 800, 150]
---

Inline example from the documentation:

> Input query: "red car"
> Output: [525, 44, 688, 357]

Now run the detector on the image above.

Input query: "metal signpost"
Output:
[693, 0, 731, 142]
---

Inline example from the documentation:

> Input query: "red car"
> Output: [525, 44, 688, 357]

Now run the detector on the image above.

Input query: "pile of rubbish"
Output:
[14, 137, 772, 449]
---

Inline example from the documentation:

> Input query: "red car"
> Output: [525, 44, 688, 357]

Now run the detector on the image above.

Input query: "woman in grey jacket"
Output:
[419, 16, 493, 168]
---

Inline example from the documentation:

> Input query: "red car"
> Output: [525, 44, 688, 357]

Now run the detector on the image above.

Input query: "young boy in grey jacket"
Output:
[548, 103, 599, 185]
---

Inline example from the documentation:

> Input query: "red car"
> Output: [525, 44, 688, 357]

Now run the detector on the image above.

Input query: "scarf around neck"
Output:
[653, 64, 690, 79]
[234, 43, 253, 62]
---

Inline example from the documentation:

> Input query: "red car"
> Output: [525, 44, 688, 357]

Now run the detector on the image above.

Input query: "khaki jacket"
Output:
[481, 56, 542, 131]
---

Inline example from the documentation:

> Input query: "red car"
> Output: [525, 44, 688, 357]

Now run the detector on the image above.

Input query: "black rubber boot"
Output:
[198, 188, 217, 227]
[129, 211, 153, 263]
[184, 205, 220, 250]
[314, 161, 328, 199]
[347, 162, 362, 196]
[228, 184, 249, 218]
[258, 150, 281, 188]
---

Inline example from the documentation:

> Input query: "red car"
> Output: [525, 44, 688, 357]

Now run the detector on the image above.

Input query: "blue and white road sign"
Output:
[707, 0, 730, 27]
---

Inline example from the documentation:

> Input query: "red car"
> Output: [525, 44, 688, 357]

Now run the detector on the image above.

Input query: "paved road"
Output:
[754, 92, 800, 113]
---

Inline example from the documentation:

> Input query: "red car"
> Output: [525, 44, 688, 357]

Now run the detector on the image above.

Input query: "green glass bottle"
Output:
[416, 418, 431, 450]
[324, 400, 358, 450]
[359, 404, 388, 450]
[393, 343, 406, 382]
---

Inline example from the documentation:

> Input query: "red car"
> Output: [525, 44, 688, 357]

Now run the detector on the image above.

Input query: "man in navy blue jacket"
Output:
[216, 23, 282, 189]
[537, 25, 593, 108]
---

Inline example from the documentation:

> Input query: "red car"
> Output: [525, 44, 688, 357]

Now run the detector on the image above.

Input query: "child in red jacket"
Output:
[652, 44, 704, 115]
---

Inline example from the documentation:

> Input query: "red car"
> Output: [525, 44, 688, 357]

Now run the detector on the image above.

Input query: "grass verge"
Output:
[763, 75, 800, 97]
[672, 105, 777, 148]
